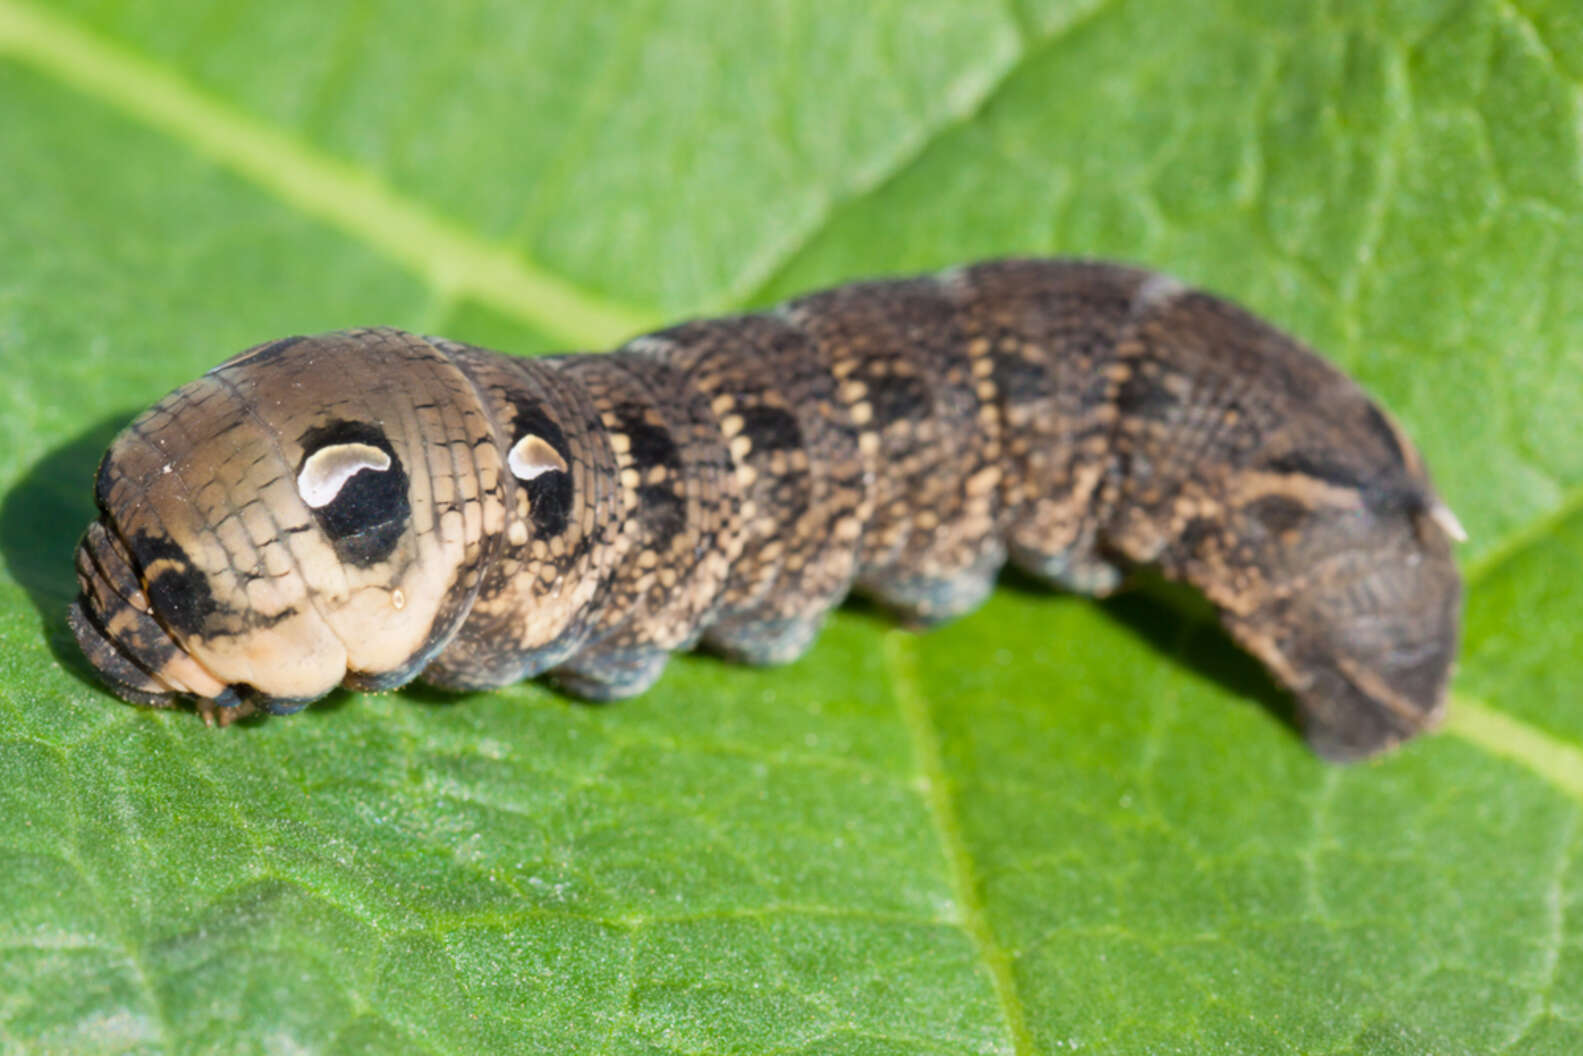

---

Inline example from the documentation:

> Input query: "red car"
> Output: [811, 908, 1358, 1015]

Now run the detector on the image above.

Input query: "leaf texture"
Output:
[0, 1, 1579, 1052]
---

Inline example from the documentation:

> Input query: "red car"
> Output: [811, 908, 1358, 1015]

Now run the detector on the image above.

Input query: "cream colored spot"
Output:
[391, 588, 406, 610]
[508, 520, 530, 547]
[1133, 271, 1186, 314]
[508, 434, 568, 481]
[297, 443, 391, 508]
[965, 466, 1000, 497]
[624, 335, 676, 357]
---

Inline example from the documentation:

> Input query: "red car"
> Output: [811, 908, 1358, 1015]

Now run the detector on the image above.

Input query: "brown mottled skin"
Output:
[68, 259, 1463, 761]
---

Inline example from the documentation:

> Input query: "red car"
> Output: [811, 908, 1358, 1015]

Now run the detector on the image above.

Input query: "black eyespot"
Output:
[1116, 363, 1181, 420]
[738, 405, 801, 451]
[297, 420, 410, 567]
[990, 351, 1054, 401]
[129, 531, 219, 637]
[507, 397, 574, 538]
[868, 372, 933, 427]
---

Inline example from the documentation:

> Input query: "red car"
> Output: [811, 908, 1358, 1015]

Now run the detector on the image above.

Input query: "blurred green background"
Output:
[1, 0, 1580, 1053]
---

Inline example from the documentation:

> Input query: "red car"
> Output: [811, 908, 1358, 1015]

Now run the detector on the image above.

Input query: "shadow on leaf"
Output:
[814, 563, 1298, 742]
[0, 412, 136, 688]
[999, 564, 1299, 740]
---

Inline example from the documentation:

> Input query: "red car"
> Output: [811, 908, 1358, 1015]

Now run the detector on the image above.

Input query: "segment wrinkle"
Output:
[204, 367, 346, 653]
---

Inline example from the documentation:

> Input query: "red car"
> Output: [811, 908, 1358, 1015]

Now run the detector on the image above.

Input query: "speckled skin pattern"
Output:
[69, 259, 1463, 761]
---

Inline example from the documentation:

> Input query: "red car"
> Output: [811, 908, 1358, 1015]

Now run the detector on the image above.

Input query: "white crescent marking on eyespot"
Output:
[509, 434, 568, 482]
[297, 443, 391, 508]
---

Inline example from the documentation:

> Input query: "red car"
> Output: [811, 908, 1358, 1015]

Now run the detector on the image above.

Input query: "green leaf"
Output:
[1, 0, 1579, 1052]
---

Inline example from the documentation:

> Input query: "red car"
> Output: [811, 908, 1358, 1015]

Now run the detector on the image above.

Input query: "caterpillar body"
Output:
[69, 259, 1463, 761]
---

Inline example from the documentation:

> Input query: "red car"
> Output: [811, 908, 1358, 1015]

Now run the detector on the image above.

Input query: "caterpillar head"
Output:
[68, 329, 506, 718]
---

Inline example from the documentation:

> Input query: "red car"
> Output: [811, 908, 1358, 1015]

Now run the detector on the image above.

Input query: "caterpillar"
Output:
[68, 259, 1464, 761]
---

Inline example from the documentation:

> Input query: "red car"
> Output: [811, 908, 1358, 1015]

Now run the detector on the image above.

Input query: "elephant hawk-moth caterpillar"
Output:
[69, 259, 1464, 761]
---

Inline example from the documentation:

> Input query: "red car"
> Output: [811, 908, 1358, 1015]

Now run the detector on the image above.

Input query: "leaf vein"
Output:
[1497, 809, 1578, 1051]
[884, 632, 1031, 1056]
[1444, 695, 1583, 802]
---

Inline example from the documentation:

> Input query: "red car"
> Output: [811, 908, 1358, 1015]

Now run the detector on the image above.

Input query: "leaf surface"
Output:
[1, 1, 1579, 1052]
